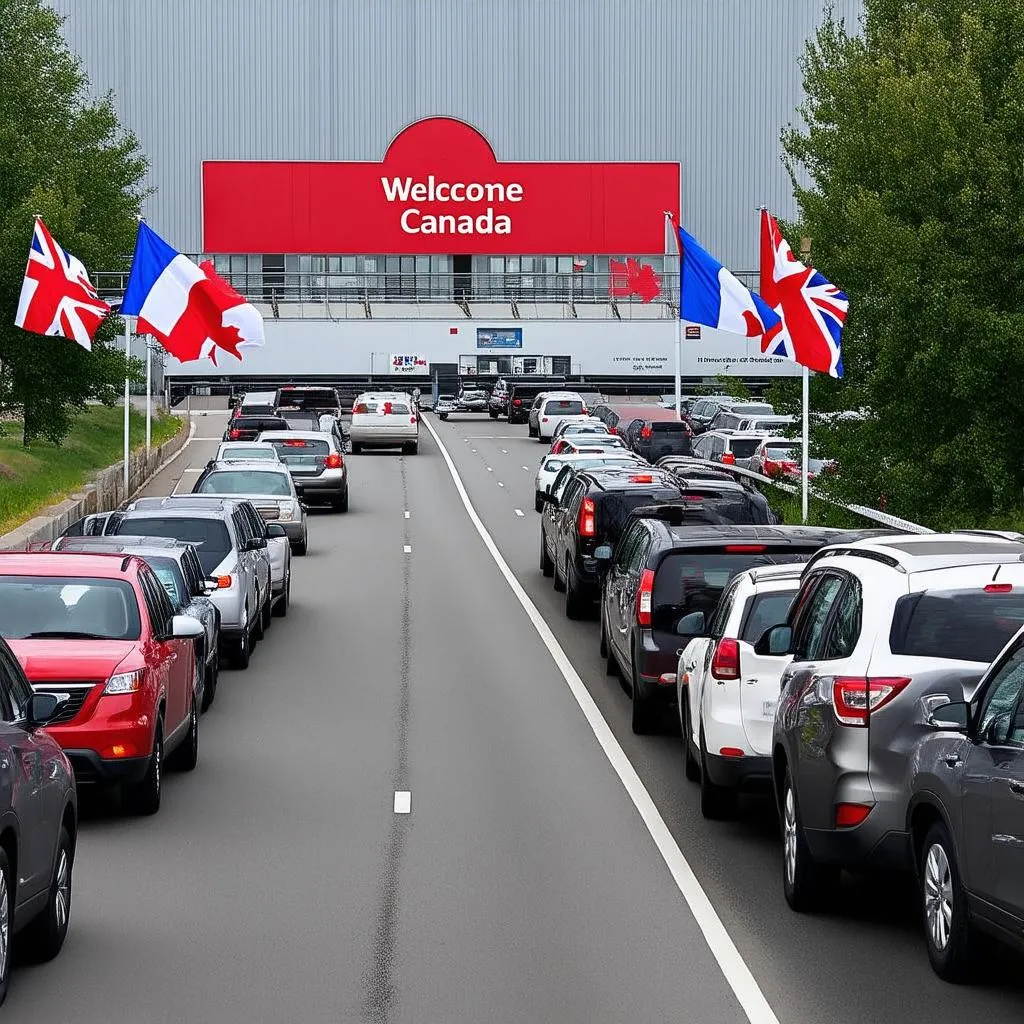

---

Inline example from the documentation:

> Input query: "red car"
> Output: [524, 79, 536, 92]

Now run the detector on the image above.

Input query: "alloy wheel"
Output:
[54, 848, 70, 930]
[0, 865, 8, 980]
[784, 786, 798, 887]
[924, 842, 953, 951]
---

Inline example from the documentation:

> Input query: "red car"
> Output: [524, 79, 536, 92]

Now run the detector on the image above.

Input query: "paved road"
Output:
[6, 411, 750, 1023]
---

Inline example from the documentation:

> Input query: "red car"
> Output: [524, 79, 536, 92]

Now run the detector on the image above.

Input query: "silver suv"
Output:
[257, 430, 349, 512]
[763, 534, 1024, 912]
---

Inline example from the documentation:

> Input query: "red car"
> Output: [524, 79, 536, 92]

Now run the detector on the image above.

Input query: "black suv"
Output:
[622, 415, 693, 461]
[598, 522, 847, 734]
[225, 415, 289, 442]
[508, 384, 556, 424]
[656, 459, 778, 525]
[539, 466, 684, 618]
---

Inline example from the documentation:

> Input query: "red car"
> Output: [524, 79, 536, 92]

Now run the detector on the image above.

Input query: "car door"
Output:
[230, 509, 259, 615]
[605, 526, 643, 665]
[239, 504, 271, 607]
[553, 478, 585, 569]
[139, 568, 189, 735]
[962, 647, 1024, 919]
[690, 577, 742, 738]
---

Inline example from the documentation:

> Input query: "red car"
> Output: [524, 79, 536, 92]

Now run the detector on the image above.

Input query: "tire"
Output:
[600, 611, 619, 677]
[352, 440, 365, 451]
[489, 410, 499, 419]
[528, 424, 538, 438]
[564, 559, 588, 620]
[630, 650, 658, 735]
[294, 534, 308, 556]
[260, 592, 273, 634]
[402, 442, 418, 455]
[0, 848, 12, 1006]
[552, 552, 566, 592]
[699, 723, 737, 819]
[19, 825, 73, 965]
[273, 573, 290, 618]
[438, 415, 448, 422]
[539, 531, 554, 577]
[535, 492, 545, 514]
[680, 700, 700, 782]
[333, 488, 349, 512]
[781, 768, 838, 911]
[201, 653, 218, 711]
[921, 822, 975, 982]
[124, 719, 163, 816]
[232, 615, 251, 670]
[170, 693, 199, 771]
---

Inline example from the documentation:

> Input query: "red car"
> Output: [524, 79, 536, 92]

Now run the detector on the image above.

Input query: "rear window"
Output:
[889, 590, 1024, 662]
[115, 518, 232, 574]
[544, 399, 584, 415]
[197, 470, 291, 496]
[732, 404, 773, 416]
[239, 404, 275, 416]
[221, 446, 277, 461]
[766, 445, 797, 459]
[740, 591, 797, 643]
[729, 439, 762, 458]
[279, 412, 321, 429]
[235, 417, 287, 430]
[596, 488, 682, 542]
[277, 388, 338, 410]
[266, 438, 330, 463]
[652, 422, 688, 433]
[652, 551, 814, 635]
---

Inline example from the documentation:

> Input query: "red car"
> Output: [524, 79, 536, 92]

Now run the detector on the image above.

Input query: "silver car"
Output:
[191, 460, 309, 554]
[350, 392, 419, 454]
[257, 430, 349, 512]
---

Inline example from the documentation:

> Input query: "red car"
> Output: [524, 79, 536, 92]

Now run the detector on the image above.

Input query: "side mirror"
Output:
[266, 523, 287, 538]
[27, 692, 61, 727]
[593, 544, 614, 561]
[676, 611, 706, 636]
[171, 614, 205, 639]
[755, 624, 793, 657]
[922, 696, 970, 733]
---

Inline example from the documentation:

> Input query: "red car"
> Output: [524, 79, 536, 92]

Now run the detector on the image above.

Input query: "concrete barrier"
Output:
[0, 415, 191, 551]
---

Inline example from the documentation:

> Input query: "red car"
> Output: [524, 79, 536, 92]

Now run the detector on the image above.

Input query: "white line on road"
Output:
[194, 436, 225, 441]
[180, 467, 203, 473]
[521, 466, 529, 471]
[514, 509, 524, 517]
[501, 449, 508, 454]
[471, 449, 477, 454]
[393, 791, 411, 814]
[465, 435, 522, 439]
[404, 511, 411, 519]
[403, 544, 412, 554]
[497, 481, 504, 487]
[422, 414, 781, 1024]
[486, 466, 492, 472]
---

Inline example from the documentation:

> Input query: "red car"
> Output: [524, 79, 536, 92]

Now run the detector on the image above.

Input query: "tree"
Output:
[783, 0, 1024, 528]
[0, 0, 147, 443]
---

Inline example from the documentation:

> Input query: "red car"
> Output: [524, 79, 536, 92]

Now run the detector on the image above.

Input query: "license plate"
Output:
[762, 700, 778, 719]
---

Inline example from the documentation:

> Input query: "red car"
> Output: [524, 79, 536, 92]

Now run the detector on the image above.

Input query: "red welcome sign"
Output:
[202, 117, 680, 255]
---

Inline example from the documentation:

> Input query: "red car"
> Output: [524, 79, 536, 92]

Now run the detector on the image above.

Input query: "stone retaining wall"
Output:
[0, 416, 190, 551]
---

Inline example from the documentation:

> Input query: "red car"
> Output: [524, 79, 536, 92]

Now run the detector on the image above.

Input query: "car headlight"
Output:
[279, 503, 294, 520]
[104, 669, 144, 695]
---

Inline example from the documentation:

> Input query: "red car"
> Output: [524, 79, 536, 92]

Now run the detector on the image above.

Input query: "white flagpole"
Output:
[145, 339, 152, 451]
[665, 210, 682, 418]
[801, 365, 810, 523]
[123, 315, 131, 497]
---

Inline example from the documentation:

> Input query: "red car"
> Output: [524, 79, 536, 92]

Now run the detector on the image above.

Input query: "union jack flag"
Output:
[14, 217, 110, 350]
[759, 209, 847, 378]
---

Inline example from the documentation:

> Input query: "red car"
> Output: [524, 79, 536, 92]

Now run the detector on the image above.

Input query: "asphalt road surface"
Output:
[6, 409, 1024, 1023]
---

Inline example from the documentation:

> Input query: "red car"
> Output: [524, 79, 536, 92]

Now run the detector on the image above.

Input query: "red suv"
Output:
[0, 553, 205, 815]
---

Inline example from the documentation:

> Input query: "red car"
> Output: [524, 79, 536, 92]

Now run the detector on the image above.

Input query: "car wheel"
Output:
[539, 531, 554, 577]
[0, 847, 12, 1005]
[680, 700, 700, 782]
[699, 722, 736, 819]
[19, 824, 73, 965]
[528, 424, 537, 438]
[124, 718, 163, 816]
[438, 414, 448, 421]
[294, 534, 308, 556]
[402, 442, 418, 455]
[170, 694, 199, 772]
[352, 441, 364, 451]
[489, 410, 499, 419]
[273, 573, 290, 618]
[232, 614, 251, 670]
[564, 558, 588, 620]
[630, 651, 658, 735]
[201, 652, 218, 711]
[260, 593, 273, 633]
[781, 768, 837, 912]
[552, 551, 566, 592]
[333, 488, 349, 512]
[601, 612, 619, 677]
[921, 822, 975, 981]
[535, 492, 545, 514]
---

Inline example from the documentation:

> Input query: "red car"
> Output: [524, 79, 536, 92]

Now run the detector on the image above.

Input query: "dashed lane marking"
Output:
[486, 466, 493, 472]
[393, 791, 411, 814]
[422, 413, 782, 1024]
[403, 545, 412, 554]
[497, 482, 504, 487]
[404, 511, 411, 519]
[514, 509, 524, 517]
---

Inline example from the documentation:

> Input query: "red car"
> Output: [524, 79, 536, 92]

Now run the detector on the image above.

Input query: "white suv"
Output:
[677, 563, 804, 818]
[533, 392, 589, 441]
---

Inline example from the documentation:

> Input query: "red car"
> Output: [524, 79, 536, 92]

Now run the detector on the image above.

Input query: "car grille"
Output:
[255, 505, 280, 520]
[34, 684, 95, 725]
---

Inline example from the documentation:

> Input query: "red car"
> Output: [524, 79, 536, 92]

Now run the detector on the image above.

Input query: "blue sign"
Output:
[477, 328, 523, 349]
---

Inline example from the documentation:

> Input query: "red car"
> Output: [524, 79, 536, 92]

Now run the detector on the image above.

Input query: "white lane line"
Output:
[501, 449, 508, 454]
[521, 466, 529, 471]
[466, 435, 522, 439]
[194, 436, 226, 441]
[486, 466, 493, 472]
[180, 467, 203, 473]
[421, 414, 780, 1024]
[514, 509, 524, 517]
[393, 791, 411, 814]
[471, 449, 477, 454]
[404, 511, 411, 519]
[403, 544, 412, 554]
[497, 481, 504, 487]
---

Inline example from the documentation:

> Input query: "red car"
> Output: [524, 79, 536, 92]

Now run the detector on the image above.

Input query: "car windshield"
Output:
[146, 557, 186, 609]
[0, 576, 142, 640]
[890, 589, 1024, 662]
[197, 471, 291, 496]
[116, 517, 232, 574]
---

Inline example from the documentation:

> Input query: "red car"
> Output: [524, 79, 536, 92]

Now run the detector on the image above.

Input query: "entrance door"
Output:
[453, 254, 472, 299]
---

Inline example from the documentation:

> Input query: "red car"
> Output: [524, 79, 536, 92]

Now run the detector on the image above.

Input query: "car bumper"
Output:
[294, 471, 347, 497]
[804, 823, 913, 872]
[350, 429, 418, 447]
[704, 752, 773, 792]
[63, 748, 150, 785]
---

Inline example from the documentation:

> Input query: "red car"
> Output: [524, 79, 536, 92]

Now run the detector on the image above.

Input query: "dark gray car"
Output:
[0, 637, 77, 1003]
[907, 628, 1024, 980]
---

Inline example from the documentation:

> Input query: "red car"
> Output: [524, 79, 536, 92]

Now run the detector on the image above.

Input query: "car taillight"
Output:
[513, 398, 522, 406]
[325, 453, 343, 469]
[641, 425, 652, 439]
[711, 638, 740, 680]
[985, 583, 1013, 593]
[229, 429, 241, 440]
[410, 415, 417, 423]
[831, 676, 911, 726]
[551, 441, 566, 454]
[541, 416, 549, 422]
[635, 568, 655, 626]
[215, 575, 233, 589]
[835, 803, 873, 828]
[725, 544, 766, 553]
[721, 452, 736, 465]
[578, 497, 596, 538]
[629, 474, 654, 483]
[608, 426, 617, 434]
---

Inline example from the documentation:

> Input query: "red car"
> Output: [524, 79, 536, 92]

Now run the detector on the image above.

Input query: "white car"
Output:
[214, 441, 283, 463]
[676, 562, 802, 819]
[534, 392, 591, 441]
[350, 391, 419, 454]
[534, 450, 644, 511]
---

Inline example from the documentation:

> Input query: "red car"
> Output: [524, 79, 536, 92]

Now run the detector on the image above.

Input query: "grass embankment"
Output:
[0, 405, 183, 534]
[763, 482, 872, 530]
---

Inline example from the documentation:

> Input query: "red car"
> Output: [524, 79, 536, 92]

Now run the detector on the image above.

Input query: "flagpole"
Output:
[145, 339, 152, 451]
[801, 365, 810, 524]
[666, 210, 682, 419]
[123, 315, 131, 497]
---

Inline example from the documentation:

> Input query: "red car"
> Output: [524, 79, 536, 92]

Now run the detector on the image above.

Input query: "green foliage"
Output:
[0, 0, 148, 444]
[0, 404, 182, 533]
[716, 374, 750, 399]
[783, 0, 1024, 529]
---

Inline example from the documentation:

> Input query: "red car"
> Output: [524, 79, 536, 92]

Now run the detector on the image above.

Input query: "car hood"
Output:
[7, 639, 138, 682]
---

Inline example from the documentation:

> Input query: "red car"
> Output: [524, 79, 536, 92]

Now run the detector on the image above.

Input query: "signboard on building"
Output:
[390, 354, 427, 374]
[203, 116, 680, 255]
[477, 327, 523, 349]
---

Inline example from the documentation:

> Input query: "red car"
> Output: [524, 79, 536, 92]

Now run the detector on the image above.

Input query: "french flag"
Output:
[675, 223, 781, 338]
[121, 223, 264, 364]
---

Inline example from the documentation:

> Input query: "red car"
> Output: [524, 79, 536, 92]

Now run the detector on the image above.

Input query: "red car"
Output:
[0, 553, 205, 815]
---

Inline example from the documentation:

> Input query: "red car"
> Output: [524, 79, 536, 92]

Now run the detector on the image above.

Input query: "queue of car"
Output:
[509, 389, 1024, 982]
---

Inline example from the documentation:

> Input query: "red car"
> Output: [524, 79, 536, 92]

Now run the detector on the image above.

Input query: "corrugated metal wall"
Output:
[47, 0, 862, 268]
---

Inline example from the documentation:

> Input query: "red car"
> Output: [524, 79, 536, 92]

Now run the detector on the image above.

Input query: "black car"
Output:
[622, 415, 694, 461]
[657, 461, 779, 525]
[539, 466, 684, 618]
[598, 523, 847, 734]
[225, 415, 290, 442]
[273, 385, 342, 420]
[508, 384, 556, 424]
[0, 636, 77, 1002]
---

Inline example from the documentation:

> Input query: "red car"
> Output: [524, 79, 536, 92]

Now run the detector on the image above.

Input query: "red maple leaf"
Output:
[608, 258, 661, 303]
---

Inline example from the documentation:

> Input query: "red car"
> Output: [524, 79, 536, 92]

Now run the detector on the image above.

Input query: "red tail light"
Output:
[721, 452, 736, 465]
[635, 568, 655, 626]
[984, 583, 1013, 593]
[831, 677, 911, 726]
[640, 424, 652, 439]
[513, 398, 522, 406]
[711, 638, 740, 680]
[719, 747, 745, 758]
[629, 474, 654, 483]
[229, 429, 241, 440]
[325, 453, 343, 469]
[835, 803, 873, 828]
[410, 415, 417, 423]
[283, 439, 307, 447]
[578, 497, 596, 538]
[725, 544, 765, 553]
[551, 440, 566, 454]
[581, 406, 588, 414]
[354, 403, 368, 414]
[782, 461, 800, 473]
[608, 426, 617, 435]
